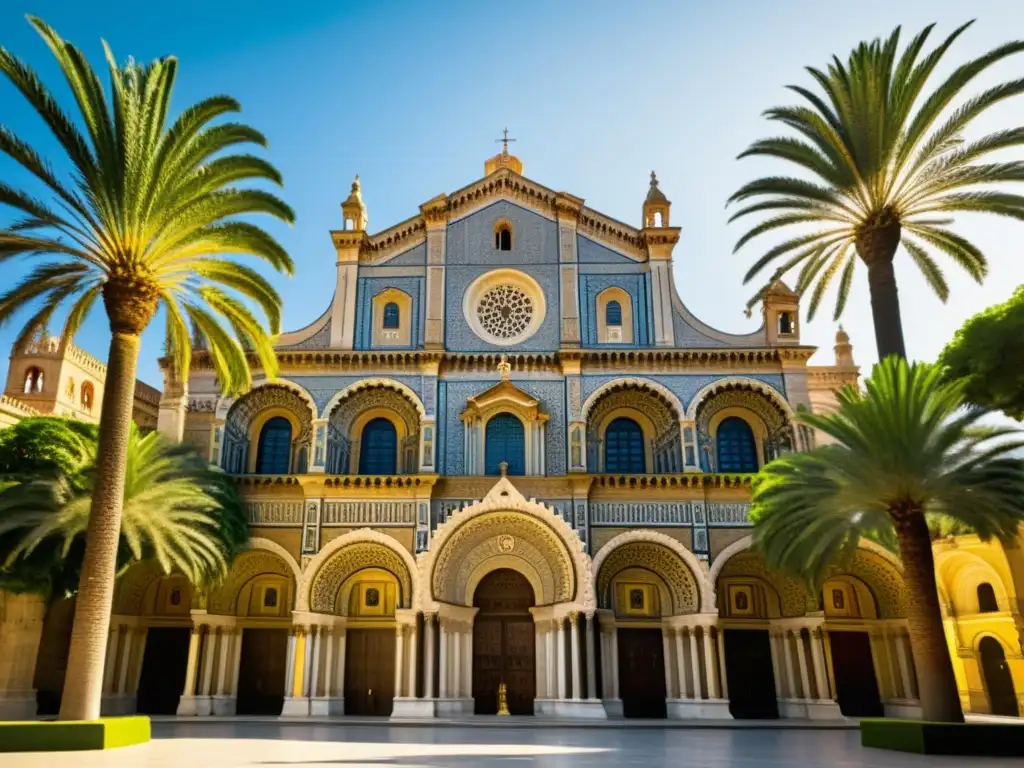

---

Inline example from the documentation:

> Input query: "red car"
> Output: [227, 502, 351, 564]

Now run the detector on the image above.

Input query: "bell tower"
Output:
[331, 175, 370, 348]
[341, 175, 368, 232]
[762, 280, 801, 346]
[641, 172, 681, 347]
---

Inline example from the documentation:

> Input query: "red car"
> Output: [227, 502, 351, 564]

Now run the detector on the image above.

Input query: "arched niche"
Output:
[221, 384, 315, 475]
[323, 380, 424, 475]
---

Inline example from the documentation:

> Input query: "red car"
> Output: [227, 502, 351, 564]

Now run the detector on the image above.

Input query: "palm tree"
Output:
[1, 419, 249, 594]
[749, 357, 1024, 722]
[0, 18, 293, 720]
[730, 22, 1024, 359]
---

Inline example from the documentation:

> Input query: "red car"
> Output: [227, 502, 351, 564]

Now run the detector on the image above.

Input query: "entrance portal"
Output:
[980, 637, 1019, 717]
[136, 627, 190, 714]
[724, 629, 778, 719]
[344, 628, 396, 715]
[617, 628, 667, 718]
[829, 630, 883, 717]
[236, 628, 288, 715]
[472, 569, 536, 715]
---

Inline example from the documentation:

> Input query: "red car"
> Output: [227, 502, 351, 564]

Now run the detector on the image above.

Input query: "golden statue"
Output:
[497, 681, 510, 716]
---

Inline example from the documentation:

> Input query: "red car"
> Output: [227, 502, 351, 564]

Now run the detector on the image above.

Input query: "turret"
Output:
[762, 280, 800, 346]
[834, 326, 855, 367]
[642, 171, 671, 227]
[341, 175, 367, 231]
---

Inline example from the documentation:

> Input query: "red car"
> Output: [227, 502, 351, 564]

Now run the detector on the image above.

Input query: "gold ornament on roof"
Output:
[485, 128, 524, 175]
[497, 353, 512, 381]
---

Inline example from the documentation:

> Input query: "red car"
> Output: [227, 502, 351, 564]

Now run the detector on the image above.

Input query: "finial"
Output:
[497, 353, 511, 381]
[499, 460, 509, 477]
[650, 170, 658, 185]
[495, 127, 517, 156]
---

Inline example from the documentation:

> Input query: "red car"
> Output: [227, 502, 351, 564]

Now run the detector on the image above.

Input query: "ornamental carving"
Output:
[717, 551, 814, 618]
[476, 284, 534, 340]
[328, 386, 420, 435]
[113, 560, 164, 615]
[588, 388, 676, 437]
[694, 388, 787, 437]
[207, 550, 294, 615]
[836, 549, 907, 619]
[453, 534, 556, 604]
[596, 542, 700, 615]
[224, 384, 314, 441]
[309, 542, 413, 613]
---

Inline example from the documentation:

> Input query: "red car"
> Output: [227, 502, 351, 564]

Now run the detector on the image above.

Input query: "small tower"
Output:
[834, 325, 855, 368]
[762, 280, 800, 346]
[643, 171, 670, 228]
[341, 175, 367, 231]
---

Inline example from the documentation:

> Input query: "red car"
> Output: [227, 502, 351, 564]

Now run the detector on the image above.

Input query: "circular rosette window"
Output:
[463, 269, 546, 346]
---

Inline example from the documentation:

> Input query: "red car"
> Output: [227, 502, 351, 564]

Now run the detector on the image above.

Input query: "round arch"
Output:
[592, 529, 713, 614]
[299, 528, 418, 613]
[685, 376, 794, 421]
[936, 550, 1010, 617]
[206, 538, 302, 615]
[420, 476, 594, 612]
[581, 377, 685, 423]
[217, 378, 318, 421]
[321, 378, 426, 422]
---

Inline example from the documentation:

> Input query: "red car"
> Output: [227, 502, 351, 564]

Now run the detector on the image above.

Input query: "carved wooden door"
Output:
[472, 569, 536, 715]
[344, 628, 396, 715]
[617, 628, 667, 718]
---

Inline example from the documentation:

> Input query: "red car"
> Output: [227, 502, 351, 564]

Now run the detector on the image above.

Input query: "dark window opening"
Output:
[485, 413, 525, 475]
[606, 300, 623, 327]
[604, 417, 645, 473]
[978, 582, 999, 613]
[359, 417, 398, 475]
[495, 226, 512, 251]
[382, 302, 400, 329]
[255, 417, 292, 475]
[717, 417, 758, 473]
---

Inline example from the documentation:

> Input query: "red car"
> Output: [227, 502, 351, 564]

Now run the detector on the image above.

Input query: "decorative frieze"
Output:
[321, 501, 417, 526]
[589, 501, 751, 527]
[246, 501, 304, 526]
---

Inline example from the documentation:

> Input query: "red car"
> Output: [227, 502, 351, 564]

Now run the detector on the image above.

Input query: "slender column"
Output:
[782, 631, 797, 700]
[309, 627, 322, 699]
[609, 625, 620, 699]
[556, 618, 567, 699]
[545, 621, 556, 697]
[895, 630, 914, 699]
[462, 630, 471, 700]
[182, 626, 201, 697]
[675, 628, 689, 698]
[452, 625, 462, 698]
[703, 627, 720, 699]
[535, 621, 546, 698]
[323, 629, 334, 698]
[716, 626, 729, 700]
[216, 628, 231, 697]
[407, 622, 419, 699]
[768, 631, 783, 698]
[132, 629, 148, 693]
[599, 631, 609, 698]
[337, 629, 347, 697]
[795, 630, 811, 700]
[662, 628, 676, 699]
[118, 627, 135, 695]
[688, 627, 702, 699]
[570, 614, 582, 699]
[439, 621, 448, 698]
[810, 629, 829, 700]
[200, 628, 216, 697]
[103, 627, 120, 693]
[302, 627, 314, 697]
[585, 615, 598, 700]
[395, 625, 406, 698]
[284, 629, 297, 699]
[230, 630, 244, 696]
[424, 616, 435, 698]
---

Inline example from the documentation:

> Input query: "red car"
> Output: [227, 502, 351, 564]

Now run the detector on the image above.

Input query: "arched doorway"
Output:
[980, 637, 1019, 717]
[472, 569, 536, 714]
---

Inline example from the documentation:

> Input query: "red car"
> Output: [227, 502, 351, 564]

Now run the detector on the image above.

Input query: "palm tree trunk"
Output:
[58, 332, 140, 721]
[865, 259, 907, 360]
[891, 507, 964, 723]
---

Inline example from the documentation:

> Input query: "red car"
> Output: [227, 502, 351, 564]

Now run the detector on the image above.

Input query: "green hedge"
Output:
[861, 718, 1024, 756]
[0, 717, 150, 752]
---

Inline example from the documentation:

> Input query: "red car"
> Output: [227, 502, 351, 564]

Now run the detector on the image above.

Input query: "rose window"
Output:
[476, 285, 534, 340]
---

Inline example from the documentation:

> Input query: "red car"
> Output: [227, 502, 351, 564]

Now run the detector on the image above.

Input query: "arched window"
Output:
[977, 582, 999, 613]
[495, 226, 512, 251]
[717, 417, 758, 473]
[255, 417, 292, 475]
[24, 367, 43, 394]
[604, 417, 645, 473]
[605, 300, 623, 327]
[358, 417, 398, 475]
[778, 311, 794, 335]
[382, 302, 400, 329]
[485, 413, 525, 476]
[81, 382, 95, 411]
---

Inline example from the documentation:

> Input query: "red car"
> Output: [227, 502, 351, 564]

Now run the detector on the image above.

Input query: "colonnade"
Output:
[178, 623, 244, 716]
[660, 622, 730, 718]
[99, 620, 147, 715]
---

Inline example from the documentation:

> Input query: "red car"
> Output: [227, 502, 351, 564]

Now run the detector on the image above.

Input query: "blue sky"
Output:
[2, 0, 1023, 389]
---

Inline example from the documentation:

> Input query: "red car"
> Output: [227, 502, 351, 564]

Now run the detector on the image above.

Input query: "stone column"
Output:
[688, 627, 702, 699]
[216, 629, 231, 696]
[895, 629, 914, 699]
[302, 627, 315, 698]
[323, 629, 334, 698]
[810, 629, 829, 700]
[452, 624, 461, 698]
[768, 631, 784, 698]
[439, 620, 448, 698]
[662, 628, 676, 699]
[424, 615, 435, 699]
[132, 629, 148, 694]
[546, 621, 556, 698]
[585, 615, 598, 700]
[556, 618, 567, 699]
[569, 614, 581, 699]
[336, 628, 347, 698]
[103, 627, 120, 694]
[283, 629, 297, 698]
[462, 630, 472, 700]
[703, 627, 720, 699]
[407, 622, 419, 699]
[200, 628, 216, 697]
[782, 631, 797, 700]
[182, 626, 201, 698]
[394, 625, 405, 698]
[716, 626, 729, 700]
[535, 621, 546, 698]
[609, 625, 620, 700]
[795, 630, 811, 700]
[118, 627, 135, 695]
[675, 629, 689, 698]
[230, 630, 244, 696]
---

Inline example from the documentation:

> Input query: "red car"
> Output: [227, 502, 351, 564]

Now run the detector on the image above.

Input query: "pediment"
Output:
[460, 379, 550, 423]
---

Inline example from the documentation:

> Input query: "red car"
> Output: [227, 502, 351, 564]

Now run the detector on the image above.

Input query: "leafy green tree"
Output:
[0, 418, 248, 599]
[0, 17, 292, 719]
[749, 357, 1024, 723]
[730, 22, 1024, 359]
[938, 285, 1024, 418]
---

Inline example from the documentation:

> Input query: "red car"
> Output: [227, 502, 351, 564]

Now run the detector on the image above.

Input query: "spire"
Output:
[643, 171, 671, 227]
[485, 129, 524, 175]
[341, 174, 367, 231]
[646, 171, 668, 203]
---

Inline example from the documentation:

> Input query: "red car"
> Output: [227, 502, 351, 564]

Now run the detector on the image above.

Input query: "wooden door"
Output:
[236, 628, 288, 715]
[472, 569, 536, 715]
[829, 630, 883, 717]
[724, 629, 778, 719]
[135, 627, 191, 715]
[344, 628, 396, 715]
[617, 628, 666, 718]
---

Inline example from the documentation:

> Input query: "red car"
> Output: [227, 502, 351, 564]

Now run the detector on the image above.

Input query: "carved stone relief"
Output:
[595, 542, 699, 615]
[309, 542, 413, 613]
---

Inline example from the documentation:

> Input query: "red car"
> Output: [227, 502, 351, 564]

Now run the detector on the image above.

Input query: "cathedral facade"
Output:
[88, 147, 1020, 722]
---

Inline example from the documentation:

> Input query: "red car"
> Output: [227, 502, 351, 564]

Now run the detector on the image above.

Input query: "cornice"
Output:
[808, 366, 860, 391]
